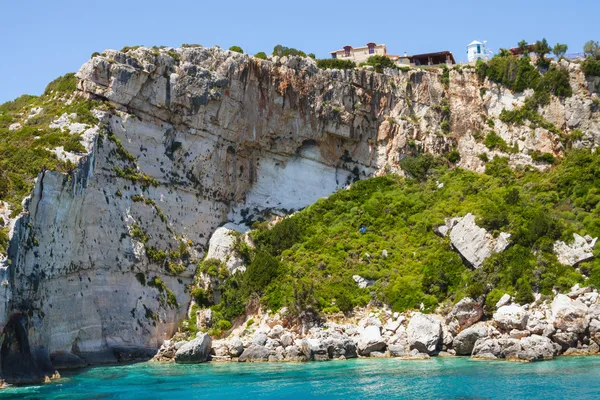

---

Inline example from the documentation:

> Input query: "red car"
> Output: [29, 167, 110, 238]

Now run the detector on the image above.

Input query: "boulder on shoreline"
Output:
[407, 313, 442, 355]
[174, 334, 212, 364]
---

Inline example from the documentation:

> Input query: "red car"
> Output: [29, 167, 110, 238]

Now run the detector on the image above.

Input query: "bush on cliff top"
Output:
[317, 59, 356, 70]
[272, 45, 308, 58]
[360, 55, 396, 73]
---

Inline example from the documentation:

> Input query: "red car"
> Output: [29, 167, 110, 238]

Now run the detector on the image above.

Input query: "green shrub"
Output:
[582, 57, 600, 77]
[316, 59, 356, 70]
[191, 287, 210, 306]
[229, 46, 243, 54]
[254, 52, 268, 60]
[43, 73, 77, 96]
[484, 132, 509, 152]
[217, 320, 232, 331]
[446, 150, 461, 164]
[476, 55, 540, 92]
[272, 45, 307, 58]
[484, 288, 506, 312]
[400, 154, 437, 180]
[531, 151, 555, 164]
[362, 55, 396, 73]
[243, 250, 280, 295]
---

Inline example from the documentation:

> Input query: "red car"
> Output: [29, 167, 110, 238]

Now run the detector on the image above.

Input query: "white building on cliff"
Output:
[467, 40, 488, 63]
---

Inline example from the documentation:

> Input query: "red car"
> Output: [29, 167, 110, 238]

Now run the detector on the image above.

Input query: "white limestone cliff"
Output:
[0, 45, 598, 381]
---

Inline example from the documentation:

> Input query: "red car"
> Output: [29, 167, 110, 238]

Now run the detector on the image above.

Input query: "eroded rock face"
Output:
[551, 294, 589, 334]
[446, 214, 511, 268]
[446, 297, 483, 334]
[554, 233, 597, 266]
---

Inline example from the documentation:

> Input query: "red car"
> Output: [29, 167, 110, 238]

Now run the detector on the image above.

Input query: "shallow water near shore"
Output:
[4, 356, 600, 399]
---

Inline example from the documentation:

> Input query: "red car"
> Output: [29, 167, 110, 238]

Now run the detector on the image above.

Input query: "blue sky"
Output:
[1, 0, 597, 103]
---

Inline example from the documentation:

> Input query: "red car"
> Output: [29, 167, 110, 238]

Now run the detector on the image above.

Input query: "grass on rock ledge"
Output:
[0, 73, 105, 217]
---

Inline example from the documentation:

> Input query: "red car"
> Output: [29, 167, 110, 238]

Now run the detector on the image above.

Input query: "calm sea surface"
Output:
[3, 356, 600, 399]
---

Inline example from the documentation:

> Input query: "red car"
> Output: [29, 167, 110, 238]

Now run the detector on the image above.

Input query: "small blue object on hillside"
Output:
[359, 225, 367, 234]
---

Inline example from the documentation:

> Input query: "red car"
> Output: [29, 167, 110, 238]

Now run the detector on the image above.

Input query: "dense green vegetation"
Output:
[272, 45, 308, 58]
[582, 57, 600, 77]
[360, 55, 396, 73]
[185, 149, 600, 329]
[0, 74, 102, 218]
[228, 46, 243, 54]
[316, 59, 356, 70]
[254, 52, 268, 60]
[476, 54, 573, 135]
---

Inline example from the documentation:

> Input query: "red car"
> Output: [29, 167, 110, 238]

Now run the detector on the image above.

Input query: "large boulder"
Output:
[357, 326, 386, 356]
[447, 213, 511, 268]
[323, 336, 357, 359]
[554, 233, 597, 266]
[493, 305, 528, 331]
[407, 313, 442, 355]
[388, 343, 409, 357]
[284, 345, 308, 362]
[520, 335, 559, 360]
[206, 225, 246, 273]
[551, 294, 589, 333]
[471, 338, 501, 359]
[174, 334, 212, 364]
[238, 345, 270, 362]
[453, 324, 488, 355]
[227, 337, 245, 357]
[300, 338, 329, 361]
[551, 331, 579, 351]
[446, 297, 483, 334]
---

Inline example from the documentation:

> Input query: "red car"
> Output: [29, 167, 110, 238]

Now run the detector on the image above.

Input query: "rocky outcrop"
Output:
[238, 345, 270, 362]
[446, 297, 483, 334]
[554, 233, 597, 266]
[174, 333, 212, 363]
[551, 294, 589, 333]
[472, 335, 559, 361]
[357, 325, 386, 356]
[493, 305, 528, 331]
[443, 213, 511, 268]
[407, 313, 442, 355]
[453, 323, 488, 355]
[353, 275, 375, 289]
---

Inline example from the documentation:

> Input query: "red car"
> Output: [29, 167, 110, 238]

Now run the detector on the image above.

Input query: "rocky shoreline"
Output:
[150, 285, 600, 365]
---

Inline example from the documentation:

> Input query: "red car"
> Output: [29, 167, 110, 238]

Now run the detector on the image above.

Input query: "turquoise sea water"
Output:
[3, 357, 600, 399]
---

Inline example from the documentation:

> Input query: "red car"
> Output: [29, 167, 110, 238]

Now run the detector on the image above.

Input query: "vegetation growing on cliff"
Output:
[0, 74, 104, 218]
[197, 150, 600, 327]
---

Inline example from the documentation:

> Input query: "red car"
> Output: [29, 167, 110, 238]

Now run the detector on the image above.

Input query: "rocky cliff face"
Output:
[1, 45, 598, 382]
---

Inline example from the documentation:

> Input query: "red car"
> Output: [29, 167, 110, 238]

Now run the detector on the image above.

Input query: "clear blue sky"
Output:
[1, 0, 597, 103]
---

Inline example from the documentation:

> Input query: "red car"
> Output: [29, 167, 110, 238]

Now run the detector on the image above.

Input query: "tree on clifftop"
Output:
[552, 43, 568, 59]
[584, 40, 600, 59]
